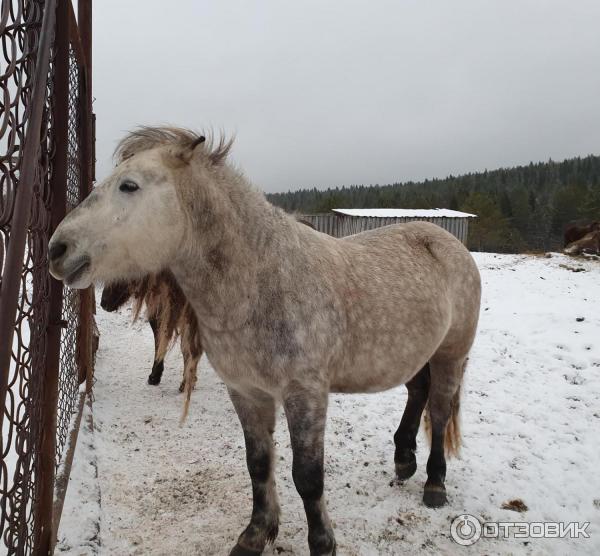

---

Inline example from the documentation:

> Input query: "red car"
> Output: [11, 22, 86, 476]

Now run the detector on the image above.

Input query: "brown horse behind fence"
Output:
[564, 221, 600, 247]
[564, 230, 600, 256]
[100, 271, 201, 420]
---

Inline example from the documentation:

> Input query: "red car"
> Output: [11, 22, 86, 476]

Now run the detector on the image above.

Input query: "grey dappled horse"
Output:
[49, 127, 481, 555]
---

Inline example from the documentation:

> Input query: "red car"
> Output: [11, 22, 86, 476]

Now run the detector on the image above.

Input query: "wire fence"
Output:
[54, 46, 83, 471]
[0, 1, 95, 553]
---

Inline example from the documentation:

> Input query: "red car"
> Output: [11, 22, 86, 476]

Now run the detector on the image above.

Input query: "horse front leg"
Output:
[228, 388, 280, 556]
[283, 384, 335, 556]
[147, 315, 165, 385]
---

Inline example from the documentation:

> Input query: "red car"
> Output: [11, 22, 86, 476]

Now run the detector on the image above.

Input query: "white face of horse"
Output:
[49, 149, 185, 288]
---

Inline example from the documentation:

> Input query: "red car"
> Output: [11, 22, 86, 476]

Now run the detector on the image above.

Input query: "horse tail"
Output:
[423, 360, 465, 458]
[443, 384, 462, 457]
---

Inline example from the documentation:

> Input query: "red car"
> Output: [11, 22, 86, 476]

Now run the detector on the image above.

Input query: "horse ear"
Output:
[191, 136, 206, 150]
[178, 136, 206, 164]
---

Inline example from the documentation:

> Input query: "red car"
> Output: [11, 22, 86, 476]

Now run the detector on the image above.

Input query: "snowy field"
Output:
[57, 252, 600, 555]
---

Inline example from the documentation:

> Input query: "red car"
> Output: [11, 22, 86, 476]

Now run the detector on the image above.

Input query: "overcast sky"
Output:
[92, 0, 600, 193]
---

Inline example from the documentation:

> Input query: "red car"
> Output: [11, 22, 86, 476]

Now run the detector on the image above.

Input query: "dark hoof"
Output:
[309, 533, 336, 556]
[178, 381, 185, 393]
[147, 374, 161, 386]
[423, 484, 448, 508]
[395, 459, 417, 481]
[309, 543, 336, 556]
[229, 544, 262, 556]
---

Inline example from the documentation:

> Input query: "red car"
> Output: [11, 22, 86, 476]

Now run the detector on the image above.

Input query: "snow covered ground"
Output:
[57, 252, 600, 555]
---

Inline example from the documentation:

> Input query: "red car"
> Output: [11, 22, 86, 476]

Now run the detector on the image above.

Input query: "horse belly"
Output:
[330, 331, 440, 394]
[330, 364, 420, 393]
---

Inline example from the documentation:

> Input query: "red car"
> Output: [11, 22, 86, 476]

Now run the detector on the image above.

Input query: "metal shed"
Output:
[301, 208, 477, 245]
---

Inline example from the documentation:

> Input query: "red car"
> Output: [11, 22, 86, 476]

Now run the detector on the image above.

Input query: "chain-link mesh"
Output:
[55, 46, 82, 469]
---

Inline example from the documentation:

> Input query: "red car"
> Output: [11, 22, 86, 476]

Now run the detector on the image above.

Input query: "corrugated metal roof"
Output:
[332, 208, 477, 218]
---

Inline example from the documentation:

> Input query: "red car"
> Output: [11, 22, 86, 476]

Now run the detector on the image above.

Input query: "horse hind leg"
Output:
[147, 316, 165, 385]
[394, 363, 430, 481]
[422, 354, 465, 508]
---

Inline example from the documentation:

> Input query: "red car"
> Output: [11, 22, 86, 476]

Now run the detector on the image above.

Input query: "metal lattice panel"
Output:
[0, 2, 94, 553]
[0, 2, 52, 552]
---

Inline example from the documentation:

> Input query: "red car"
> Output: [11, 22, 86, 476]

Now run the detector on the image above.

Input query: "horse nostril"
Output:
[48, 241, 67, 262]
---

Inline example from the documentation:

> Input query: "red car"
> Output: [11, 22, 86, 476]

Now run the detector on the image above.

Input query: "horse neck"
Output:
[171, 168, 291, 331]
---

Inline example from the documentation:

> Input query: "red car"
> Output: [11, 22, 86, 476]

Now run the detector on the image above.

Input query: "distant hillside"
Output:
[267, 155, 600, 252]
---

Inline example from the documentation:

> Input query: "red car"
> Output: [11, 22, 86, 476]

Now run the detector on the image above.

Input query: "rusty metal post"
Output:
[33, 1, 70, 553]
[77, 0, 94, 391]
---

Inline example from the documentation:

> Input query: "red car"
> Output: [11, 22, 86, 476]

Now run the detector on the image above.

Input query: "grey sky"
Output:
[92, 0, 600, 193]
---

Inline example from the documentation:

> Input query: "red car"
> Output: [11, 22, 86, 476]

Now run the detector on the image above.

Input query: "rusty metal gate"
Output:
[0, 0, 95, 553]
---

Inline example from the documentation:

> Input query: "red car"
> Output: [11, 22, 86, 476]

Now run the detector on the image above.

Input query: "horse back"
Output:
[322, 222, 480, 391]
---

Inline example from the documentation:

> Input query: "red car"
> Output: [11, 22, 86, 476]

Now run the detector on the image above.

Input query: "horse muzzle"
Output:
[48, 238, 92, 288]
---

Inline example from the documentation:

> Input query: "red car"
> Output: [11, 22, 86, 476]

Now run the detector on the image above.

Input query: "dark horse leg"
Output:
[228, 389, 279, 556]
[147, 316, 165, 385]
[283, 385, 335, 556]
[422, 355, 464, 508]
[394, 363, 430, 480]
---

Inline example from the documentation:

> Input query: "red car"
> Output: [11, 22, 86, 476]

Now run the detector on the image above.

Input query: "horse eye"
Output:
[119, 181, 139, 193]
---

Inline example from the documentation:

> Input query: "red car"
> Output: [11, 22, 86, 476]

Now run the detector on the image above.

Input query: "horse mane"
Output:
[130, 271, 188, 353]
[114, 126, 234, 166]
